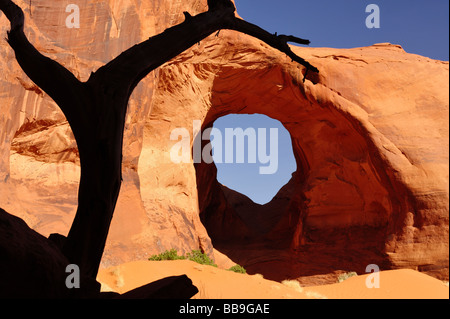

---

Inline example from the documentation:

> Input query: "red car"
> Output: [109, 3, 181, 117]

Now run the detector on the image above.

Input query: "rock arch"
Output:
[1, 2, 447, 286]
[145, 34, 448, 285]
[194, 63, 397, 283]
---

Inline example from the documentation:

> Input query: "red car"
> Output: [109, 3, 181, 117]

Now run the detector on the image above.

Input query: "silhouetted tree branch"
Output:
[223, 17, 319, 73]
[1, 0, 318, 283]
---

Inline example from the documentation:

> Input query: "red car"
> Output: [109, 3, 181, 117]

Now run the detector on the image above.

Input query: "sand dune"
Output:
[97, 260, 449, 299]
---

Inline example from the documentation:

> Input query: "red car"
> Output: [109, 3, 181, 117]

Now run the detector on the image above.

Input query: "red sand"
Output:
[97, 260, 449, 299]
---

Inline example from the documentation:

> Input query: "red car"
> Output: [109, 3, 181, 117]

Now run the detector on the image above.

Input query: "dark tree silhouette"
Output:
[0, 0, 318, 282]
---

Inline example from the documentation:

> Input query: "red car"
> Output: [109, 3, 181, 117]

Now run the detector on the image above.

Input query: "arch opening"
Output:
[194, 111, 313, 280]
[194, 66, 396, 284]
[210, 113, 297, 205]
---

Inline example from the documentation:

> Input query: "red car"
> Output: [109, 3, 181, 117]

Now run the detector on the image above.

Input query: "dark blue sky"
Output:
[213, 1, 449, 204]
[235, 0, 449, 61]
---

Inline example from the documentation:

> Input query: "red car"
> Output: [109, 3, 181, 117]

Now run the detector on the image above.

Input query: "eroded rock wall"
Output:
[0, 0, 213, 267]
[0, 1, 448, 283]
[153, 34, 449, 283]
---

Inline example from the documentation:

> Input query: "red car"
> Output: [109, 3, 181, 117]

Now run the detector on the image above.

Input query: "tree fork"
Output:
[1, 0, 318, 281]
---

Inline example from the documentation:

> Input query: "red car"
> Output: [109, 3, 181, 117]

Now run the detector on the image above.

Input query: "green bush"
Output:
[149, 249, 217, 267]
[186, 250, 217, 267]
[148, 249, 186, 261]
[228, 264, 247, 274]
[337, 272, 358, 283]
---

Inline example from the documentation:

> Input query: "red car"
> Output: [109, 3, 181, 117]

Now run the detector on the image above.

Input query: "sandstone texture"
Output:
[0, 0, 448, 285]
[97, 261, 450, 299]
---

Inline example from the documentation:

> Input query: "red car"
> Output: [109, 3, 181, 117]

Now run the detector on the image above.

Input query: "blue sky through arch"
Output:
[211, 114, 297, 205]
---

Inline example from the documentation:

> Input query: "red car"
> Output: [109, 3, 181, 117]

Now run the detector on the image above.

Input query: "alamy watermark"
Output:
[365, 264, 380, 288]
[65, 264, 80, 289]
[170, 120, 279, 175]
[366, 4, 381, 29]
[65, 4, 80, 29]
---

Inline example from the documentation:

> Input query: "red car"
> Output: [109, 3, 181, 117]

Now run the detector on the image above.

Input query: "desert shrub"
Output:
[149, 249, 218, 267]
[228, 264, 247, 274]
[281, 279, 303, 293]
[186, 250, 218, 267]
[338, 271, 358, 283]
[148, 249, 186, 261]
[252, 273, 264, 279]
[305, 291, 328, 299]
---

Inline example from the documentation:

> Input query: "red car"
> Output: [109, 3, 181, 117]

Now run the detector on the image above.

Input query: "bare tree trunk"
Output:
[63, 91, 127, 277]
[1, 0, 318, 280]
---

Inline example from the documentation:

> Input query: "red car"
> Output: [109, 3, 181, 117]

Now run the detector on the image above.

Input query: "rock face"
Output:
[0, 0, 212, 268]
[189, 40, 449, 284]
[0, 0, 448, 285]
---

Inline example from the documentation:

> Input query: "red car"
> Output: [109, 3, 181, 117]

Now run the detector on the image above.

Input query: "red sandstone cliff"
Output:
[0, 0, 448, 285]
